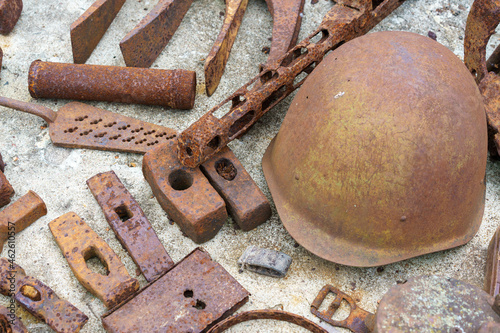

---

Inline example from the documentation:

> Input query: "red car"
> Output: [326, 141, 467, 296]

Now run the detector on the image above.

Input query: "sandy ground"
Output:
[0, 0, 498, 332]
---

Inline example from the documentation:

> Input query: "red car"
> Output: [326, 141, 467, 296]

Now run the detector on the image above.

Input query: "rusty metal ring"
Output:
[205, 309, 328, 333]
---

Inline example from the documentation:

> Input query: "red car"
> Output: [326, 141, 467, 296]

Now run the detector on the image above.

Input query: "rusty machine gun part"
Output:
[0, 0, 22, 35]
[87, 170, 174, 282]
[28, 60, 196, 109]
[178, 0, 405, 168]
[71, 0, 126, 64]
[0, 304, 27, 333]
[464, 0, 500, 158]
[49, 212, 140, 309]
[0, 258, 89, 333]
[0, 190, 47, 249]
[0, 96, 178, 153]
[102, 247, 249, 332]
[120, 0, 193, 68]
[485, 225, 500, 296]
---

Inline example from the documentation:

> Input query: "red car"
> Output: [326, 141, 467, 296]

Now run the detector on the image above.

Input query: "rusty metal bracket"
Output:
[102, 247, 249, 332]
[142, 139, 228, 244]
[178, 0, 406, 167]
[0, 304, 27, 333]
[0, 169, 14, 209]
[71, 0, 126, 64]
[0, 0, 22, 35]
[311, 285, 375, 333]
[237, 245, 291, 277]
[87, 170, 174, 282]
[49, 212, 140, 309]
[120, 0, 193, 68]
[0, 257, 89, 333]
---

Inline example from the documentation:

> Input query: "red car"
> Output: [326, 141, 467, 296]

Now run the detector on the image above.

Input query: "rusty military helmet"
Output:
[262, 31, 487, 267]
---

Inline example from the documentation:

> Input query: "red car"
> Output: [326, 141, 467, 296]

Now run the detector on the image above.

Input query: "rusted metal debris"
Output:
[178, 0, 406, 168]
[237, 245, 291, 278]
[206, 309, 328, 333]
[0, 0, 22, 35]
[205, 0, 248, 96]
[28, 60, 196, 109]
[0, 304, 28, 333]
[200, 146, 271, 231]
[0, 47, 2, 78]
[0, 190, 47, 249]
[0, 257, 89, 333]
[102, 248, 249, 332]
[143, 139, 228, 244]
[71, 0, 126, 64]
[120, 0, 193, 68]
[49, 212, 140, 309]
[0, 152, 4, 173]
[0, 168, 14, 209]
[486, 225, 500, 296]
[87, 170, 174, 282]
[311, 285, 375, 333]
[0, 96, 178, 154]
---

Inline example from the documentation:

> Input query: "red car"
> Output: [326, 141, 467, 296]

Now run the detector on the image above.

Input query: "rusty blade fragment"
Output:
[486, 225, 500, 296]
[0, 171, 14, 209]
[0, 258, 89, 333]
[87, 170, 174, 282]
[71, 0, 126, 64]
[0, 0, 22, 35]
[120, 0, 193, 68]
[205, 0, 248, 96]
[178, 0, 406, 168]
[102, 248, 250, 333]
[49, 212, 140, 309]
[200, 146, 271, 231]
[142, 139, 228, 243]
[0, 304, 28, 333]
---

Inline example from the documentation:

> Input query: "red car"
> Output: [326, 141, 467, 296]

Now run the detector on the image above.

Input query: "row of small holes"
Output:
[64, 127, 78, 133]
[131, 127, 144, 133]
[94, 132, 107, 138]
[144, 130, 156, 135]
[104, 122, 117, 128]
[109, 135, 121, 140]
[118, 124, 131, 130]
[75, 115, 88, 122]
[122, 136, 135, 142]
[90, 118, 102, 125]
[80, 130, 93, 136]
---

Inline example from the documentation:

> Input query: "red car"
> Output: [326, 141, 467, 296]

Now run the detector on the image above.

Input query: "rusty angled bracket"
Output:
[0, 0, 22, 35]
[49, 212, 140, 309]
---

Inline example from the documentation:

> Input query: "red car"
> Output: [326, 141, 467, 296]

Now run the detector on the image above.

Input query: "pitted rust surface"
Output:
[120, 0, 193, 68]
[0, 96, 178, 153]
[486, 225, 500, 296]
[102, 248, 249, 333]
[87, 170, 174, 282]
[142, 139, 227, 244]
[28, 60, 196, 109]
[0, 258, 89, 333]
[0, 0, 22, 35]
[0, 170, 14, 209]
[205, 0, 248, 96]
[71, 0, 126, 64]
[200, 146, 271, 231]
[206, 310, 328, 333]
[0, 304, 28, 333]
[178, 0, 405, 167]
[49, 212, 140, 309]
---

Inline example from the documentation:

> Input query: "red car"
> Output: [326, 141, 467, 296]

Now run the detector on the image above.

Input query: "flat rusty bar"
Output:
[0, 0, 22, 35]
[485, 225, 500, 296]
[142, 139, 227, 243]
[28, 60, 196, 109]
[0, 171, 14, 209]
[102, 248, 249, 332]
[0, 258, 89, 333]
[120, 0, 193, 68]
[87, 170, 174, 282]
[200, 146, 271, 231]
[71, 0, 126, 64]
[0, 304, 28, 333]
[49, 212, 140, 309]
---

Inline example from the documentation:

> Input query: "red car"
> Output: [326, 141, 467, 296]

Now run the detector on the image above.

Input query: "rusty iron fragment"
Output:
[0, 96, 178, 154]
[486, 225, 500, 296]
[0, 304, 28, 333]
[102, 248, 249, 332]
[71, 0, 126, 64]
[0, 258, 89, 333]
[0, 171, 14, 209]
[178, 0, 406, 167]
[0, 152, 4, 173]
[205, 0, 248, 96]
[237, 245, 291, 278]
[28, 60, 196, 109]
[311, 285, 375, 333]
[200, 146, 271, 231]
[87, 170, 174, 282]
[120, 0, 193, 68]
[206, 309, 328, 333]
[0, 0, 22, 35]
[49, 212, 140, 309]
[142, 139, 227, 243]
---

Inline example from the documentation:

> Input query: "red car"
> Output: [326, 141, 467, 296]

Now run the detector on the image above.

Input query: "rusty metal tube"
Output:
[28, 60, 196, 109]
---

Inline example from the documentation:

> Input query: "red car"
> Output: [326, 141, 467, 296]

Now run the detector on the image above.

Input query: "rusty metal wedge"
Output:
[0, 0, 22, 35]
[49, 212, 140, 309]
[71, 0, 126, 64]
[120, 0, 193, 68]
[205, 0, 248, 96]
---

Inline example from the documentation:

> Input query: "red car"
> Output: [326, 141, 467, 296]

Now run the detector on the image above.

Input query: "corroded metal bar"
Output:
[87, 170, 174, 282]
[0, 171, 14, 209]
[178, 0, 406, 167]
[0, 304, 28, 333]
[49, 212, 140, 309]
[486, 225, 500, 296]
[0, 0, 22, 35]
[28, 60, 196, 109]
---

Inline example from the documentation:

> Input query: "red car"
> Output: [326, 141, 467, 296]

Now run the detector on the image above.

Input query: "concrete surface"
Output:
[0, 0, 497, 332]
